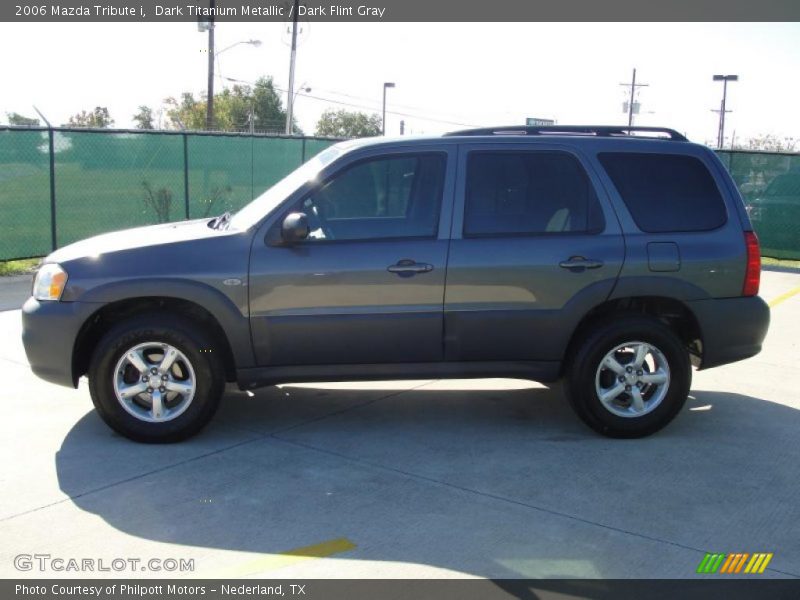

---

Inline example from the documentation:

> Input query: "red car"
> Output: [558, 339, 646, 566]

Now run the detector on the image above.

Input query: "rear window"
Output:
[598, 152, 727, 233]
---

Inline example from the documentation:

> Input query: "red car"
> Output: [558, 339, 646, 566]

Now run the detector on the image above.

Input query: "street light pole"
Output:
[215, 39, 262, 85]
[713, 74, 738, 149]
[382, 82, 395, 135]
[285, 0, 300, 135]
[293, 83, 312, 105]
[205, 0, 215, 130]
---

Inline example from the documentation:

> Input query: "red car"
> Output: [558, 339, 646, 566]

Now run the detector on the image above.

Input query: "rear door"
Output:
[443, 142, 625, 362]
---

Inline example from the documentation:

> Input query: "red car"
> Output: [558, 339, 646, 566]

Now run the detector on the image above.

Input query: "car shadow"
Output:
[55, 382, 800, 580]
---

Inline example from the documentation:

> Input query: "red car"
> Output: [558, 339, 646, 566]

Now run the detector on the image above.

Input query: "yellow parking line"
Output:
[196, 537, 356, 578]
[769, 286, 800, 308]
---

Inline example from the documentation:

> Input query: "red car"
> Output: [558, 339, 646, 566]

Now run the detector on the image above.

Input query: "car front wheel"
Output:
[88, 314, 225, 443]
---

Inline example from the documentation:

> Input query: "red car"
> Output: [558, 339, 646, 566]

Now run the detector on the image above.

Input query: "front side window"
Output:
[464, 151, 605, 236]
[293, 153, 446, 241]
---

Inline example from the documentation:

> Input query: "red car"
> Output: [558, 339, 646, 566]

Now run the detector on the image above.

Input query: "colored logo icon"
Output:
[697, 552, 773, 574]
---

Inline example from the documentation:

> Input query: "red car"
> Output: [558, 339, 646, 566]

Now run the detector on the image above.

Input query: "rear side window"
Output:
[464, 151, 605, 236]
[598, 152, 727, 233]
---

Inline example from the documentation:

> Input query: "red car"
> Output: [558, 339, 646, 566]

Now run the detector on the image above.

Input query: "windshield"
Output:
[228, 144, 346, 230]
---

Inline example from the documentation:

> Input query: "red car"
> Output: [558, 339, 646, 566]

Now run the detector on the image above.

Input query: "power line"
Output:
[223, 76, 482, 128]
[310, 85, 480, 122]
[296, 90, 481, 128]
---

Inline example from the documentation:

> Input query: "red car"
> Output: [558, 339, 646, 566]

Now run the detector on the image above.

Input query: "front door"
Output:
[248, 146, 455, 366]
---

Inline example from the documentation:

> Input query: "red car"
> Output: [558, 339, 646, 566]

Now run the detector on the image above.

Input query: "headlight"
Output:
[32, 263, 68, 301]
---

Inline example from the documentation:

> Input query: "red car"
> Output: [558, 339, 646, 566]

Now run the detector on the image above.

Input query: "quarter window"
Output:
[598, 152, 727, 233]
[464, 151, 605, 236]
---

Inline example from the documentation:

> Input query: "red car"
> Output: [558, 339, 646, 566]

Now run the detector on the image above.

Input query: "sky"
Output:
[1, 22, 799, 145]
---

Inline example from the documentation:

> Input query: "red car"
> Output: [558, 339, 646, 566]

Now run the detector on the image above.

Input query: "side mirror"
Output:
[281, 212, 310, 243]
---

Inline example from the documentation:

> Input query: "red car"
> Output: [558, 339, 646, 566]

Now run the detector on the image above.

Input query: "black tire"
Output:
[88, 313, 225, 443]
[565, 315, 691, 438]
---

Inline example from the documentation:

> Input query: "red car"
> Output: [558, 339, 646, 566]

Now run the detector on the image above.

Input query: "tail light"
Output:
[743, 231, 761, 297]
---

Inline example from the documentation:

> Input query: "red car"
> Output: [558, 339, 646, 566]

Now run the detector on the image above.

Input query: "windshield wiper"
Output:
[209, 211, 232, 230]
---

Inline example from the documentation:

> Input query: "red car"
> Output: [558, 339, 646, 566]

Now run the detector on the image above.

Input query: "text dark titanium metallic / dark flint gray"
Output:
[20, 125, 771, 442]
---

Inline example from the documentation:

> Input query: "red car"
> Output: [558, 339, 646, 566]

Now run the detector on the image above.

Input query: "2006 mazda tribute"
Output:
[22, 126, 770, 442]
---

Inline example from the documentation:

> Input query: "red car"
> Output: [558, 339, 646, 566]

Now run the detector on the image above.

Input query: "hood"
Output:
[47, 219, 229, 263]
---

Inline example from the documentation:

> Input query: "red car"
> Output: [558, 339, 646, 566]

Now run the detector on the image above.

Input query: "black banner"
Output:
[6, 580, 800, 600]
[3, 0, 800, 22]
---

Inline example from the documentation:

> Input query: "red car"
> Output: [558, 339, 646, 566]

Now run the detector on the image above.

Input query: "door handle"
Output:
[387, 259, 434, 276]
[559, 256, 604, 271]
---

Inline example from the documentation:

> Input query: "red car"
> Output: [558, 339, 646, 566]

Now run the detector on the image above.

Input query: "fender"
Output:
[75, 277, 255, 369]
[609, 276, 711, 302]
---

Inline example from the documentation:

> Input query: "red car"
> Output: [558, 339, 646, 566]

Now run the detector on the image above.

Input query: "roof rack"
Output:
[444, 125, 688, 142]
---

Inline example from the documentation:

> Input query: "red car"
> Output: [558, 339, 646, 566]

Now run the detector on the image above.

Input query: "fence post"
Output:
[48, 128, 57, 251]
[183, 132, 190, 219]
[301, 137, 306, 163]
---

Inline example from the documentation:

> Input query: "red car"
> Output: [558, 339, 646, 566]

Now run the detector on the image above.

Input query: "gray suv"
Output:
[21, 126, 770, 442]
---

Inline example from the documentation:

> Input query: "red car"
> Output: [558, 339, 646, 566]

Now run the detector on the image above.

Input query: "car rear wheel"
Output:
[566, 316, 691, 438]
[88, 314, 225, 443]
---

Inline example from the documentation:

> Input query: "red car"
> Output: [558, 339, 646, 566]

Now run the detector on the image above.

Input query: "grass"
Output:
[0, 257, 40, 276]
[762, 256, 800, 271]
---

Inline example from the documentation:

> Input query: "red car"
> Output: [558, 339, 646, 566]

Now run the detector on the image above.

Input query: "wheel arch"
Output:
[561, 295, 704, 377]
[72, 283, 251, 385]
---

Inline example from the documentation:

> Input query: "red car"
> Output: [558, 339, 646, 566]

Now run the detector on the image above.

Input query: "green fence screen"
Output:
[0, 128, 338, 260]
[717, 150, 800, 260]
[1, 128, 798, 261]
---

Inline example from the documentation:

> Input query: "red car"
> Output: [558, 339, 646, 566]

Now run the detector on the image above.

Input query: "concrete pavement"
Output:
[0, 275, 30, 311]
[0, 270, 798, 579]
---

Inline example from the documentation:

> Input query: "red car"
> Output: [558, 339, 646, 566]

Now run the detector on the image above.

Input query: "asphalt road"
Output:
[0, 270, 798, 579]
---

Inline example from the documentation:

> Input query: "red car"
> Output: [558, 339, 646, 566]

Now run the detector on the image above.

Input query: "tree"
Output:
[66, 107, 114, 128]
[132, 106, 155, 130]
[734, 134, 798, 153]
[251, 76, 295, 133]
[163, 93, 205, 130]
[2, 113, 45, 165]
[6, 112, 40, 127]
[315, 109, 382, 138]
[163, 76, 296, 133]
[141, 181, 173, 223]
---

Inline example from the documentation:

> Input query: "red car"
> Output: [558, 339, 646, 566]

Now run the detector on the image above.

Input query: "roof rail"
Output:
[444, 125, 688, 142]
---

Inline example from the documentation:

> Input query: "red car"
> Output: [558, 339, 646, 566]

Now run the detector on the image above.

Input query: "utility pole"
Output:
[713, 74, 738, 149]
[399, 120, 405, 135]
[205, 0, 215, 130]
[382, 82, 395, 135]
[285, 0, 300, 135]
[711, 100, 732, 149]
[619, 68, 648, 127]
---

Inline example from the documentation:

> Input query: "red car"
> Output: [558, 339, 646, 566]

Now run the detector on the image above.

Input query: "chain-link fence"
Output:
[0, 127, 340, 259]
[717, 150, 800, 260]
[1, 128, 799, 261]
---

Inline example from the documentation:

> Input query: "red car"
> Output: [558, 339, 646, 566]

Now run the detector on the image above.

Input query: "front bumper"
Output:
[688, 295, 771, 370]
[21, 297, 99, 388]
